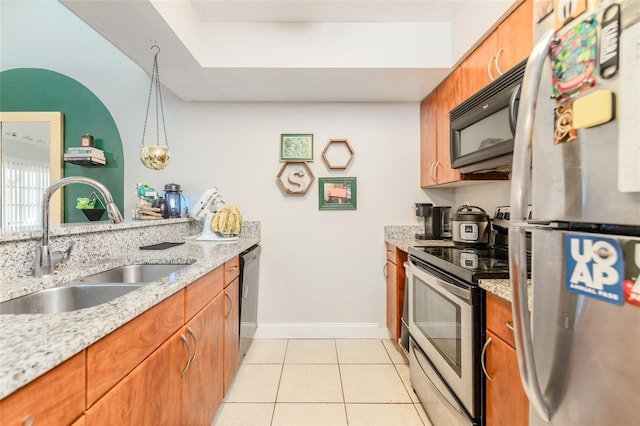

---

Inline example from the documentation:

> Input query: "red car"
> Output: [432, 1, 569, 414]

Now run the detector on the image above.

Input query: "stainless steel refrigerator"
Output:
[509, 1, 640, 425]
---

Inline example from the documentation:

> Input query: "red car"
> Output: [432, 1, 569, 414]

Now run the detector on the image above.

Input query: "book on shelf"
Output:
[63, 155, 106, 165]
[66, 147, 105, 159]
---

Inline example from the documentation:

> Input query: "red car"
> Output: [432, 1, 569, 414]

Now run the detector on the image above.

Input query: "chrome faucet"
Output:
[34, 176, 124, 277]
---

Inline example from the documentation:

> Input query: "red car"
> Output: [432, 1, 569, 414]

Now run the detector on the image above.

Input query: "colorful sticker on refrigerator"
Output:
[599, 4, 621, 79]
[565, 235, 624, 305]
[554, 0, 587, 30]
[554, 102, 577, 144]
[622, 241, 640, 307]
[551, 15, 598, 103]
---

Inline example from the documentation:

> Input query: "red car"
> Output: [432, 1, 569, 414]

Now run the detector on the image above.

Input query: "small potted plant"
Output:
[76, 191, 106, 221]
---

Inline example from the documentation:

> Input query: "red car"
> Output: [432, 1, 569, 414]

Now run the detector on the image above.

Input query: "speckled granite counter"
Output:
[0, 222, 259, 399]
[479, 278, 533, 310]
[384, 225, 455, 252]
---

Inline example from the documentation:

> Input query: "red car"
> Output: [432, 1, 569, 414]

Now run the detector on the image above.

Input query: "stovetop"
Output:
[408, 205, 532, 284]
[408, 245, 513, 284]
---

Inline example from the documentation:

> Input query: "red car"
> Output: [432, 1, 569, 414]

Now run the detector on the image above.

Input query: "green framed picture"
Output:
[280, 134, 313, 161]
[318, 177, 357, 210]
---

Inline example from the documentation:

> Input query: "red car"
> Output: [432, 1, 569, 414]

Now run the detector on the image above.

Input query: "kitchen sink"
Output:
[0, 284, 142, 315]
[68, 263, 192, 285]
[0, 262, 194, 315]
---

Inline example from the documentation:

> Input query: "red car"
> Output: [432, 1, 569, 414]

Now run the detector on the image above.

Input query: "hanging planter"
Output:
[140, 45, 171, 170]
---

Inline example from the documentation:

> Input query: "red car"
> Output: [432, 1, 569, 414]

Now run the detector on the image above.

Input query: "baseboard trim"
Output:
[253, 323, 392, 339]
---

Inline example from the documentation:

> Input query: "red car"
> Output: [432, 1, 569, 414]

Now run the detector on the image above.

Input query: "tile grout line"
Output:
[334, 338, 350, 426]
[269, 338, 289, 426]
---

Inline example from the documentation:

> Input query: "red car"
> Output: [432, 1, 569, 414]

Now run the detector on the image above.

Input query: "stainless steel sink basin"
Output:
[0, 284, 141, 315]
[69, 263, 191, 285]
[0, 263, 193, 315]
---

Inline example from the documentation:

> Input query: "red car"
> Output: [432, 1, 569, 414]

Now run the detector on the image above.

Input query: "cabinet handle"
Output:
[225, 291, 232, 318]
[433, 161, 440, 181]
[429, 162, 437, 181]
[383, 263, 388, 278]
[487, 55, 496, 81]
[24, 414, 35, 426]
[187, 327, 198, 365]
[481, 337, 493, 381]
[505, 320, 514, 331]
[495, 47, 504, 76]
[227, 265, 239, 272]
[180, 333, 191, 377]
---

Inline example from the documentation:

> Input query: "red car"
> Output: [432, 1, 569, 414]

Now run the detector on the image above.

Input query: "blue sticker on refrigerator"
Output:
[565, 235, 624, 304]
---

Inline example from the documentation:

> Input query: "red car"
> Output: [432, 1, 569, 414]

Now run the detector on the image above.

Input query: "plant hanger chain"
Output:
[140, 45, 170, 149]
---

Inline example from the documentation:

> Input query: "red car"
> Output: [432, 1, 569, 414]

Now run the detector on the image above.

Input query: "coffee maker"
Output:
[415, 203, 452, 240]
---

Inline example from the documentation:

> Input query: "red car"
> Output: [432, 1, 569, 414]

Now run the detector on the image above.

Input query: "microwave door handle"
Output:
[508, 84, 521, 136]
[509, 28, 555, 424]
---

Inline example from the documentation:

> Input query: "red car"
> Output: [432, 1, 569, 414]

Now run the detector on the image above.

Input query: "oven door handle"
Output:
[429, 275, 471, 304]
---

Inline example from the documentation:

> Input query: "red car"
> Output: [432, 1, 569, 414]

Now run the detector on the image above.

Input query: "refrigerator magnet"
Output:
[599, 4, 621, 79]
[622, 240, 640, 307]
[565, 235, 625, 305]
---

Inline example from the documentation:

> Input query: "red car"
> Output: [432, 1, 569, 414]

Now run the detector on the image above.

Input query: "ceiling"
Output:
[59, 0, 512, 102]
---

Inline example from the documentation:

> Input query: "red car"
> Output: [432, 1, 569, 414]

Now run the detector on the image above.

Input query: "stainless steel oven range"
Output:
[406, 244, 514, 426]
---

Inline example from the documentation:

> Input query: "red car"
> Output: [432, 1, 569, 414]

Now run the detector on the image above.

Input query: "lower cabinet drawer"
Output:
[0, 352, 85, 426]
[486, 292, 517, 348]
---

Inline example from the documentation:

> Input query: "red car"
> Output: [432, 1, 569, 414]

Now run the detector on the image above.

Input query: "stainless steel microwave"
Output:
[450, 59, 527, 174]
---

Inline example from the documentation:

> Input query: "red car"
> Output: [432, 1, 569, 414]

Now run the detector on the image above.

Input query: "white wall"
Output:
[2, 0, 454, 337]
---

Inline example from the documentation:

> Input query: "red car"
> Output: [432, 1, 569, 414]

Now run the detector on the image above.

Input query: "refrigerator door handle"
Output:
[509, 27, 555, 423]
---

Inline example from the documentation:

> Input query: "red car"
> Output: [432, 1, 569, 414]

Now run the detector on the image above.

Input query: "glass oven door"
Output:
[407, 258, 478, 417]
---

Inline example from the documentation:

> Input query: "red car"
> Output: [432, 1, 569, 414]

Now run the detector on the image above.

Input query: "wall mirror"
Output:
[0, 112, 63, 233]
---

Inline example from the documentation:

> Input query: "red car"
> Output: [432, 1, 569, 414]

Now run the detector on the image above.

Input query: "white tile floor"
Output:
[212, 339, 433, 426]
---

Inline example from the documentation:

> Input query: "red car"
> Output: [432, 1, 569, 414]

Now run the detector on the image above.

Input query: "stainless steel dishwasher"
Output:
[239, 244, 261, 358]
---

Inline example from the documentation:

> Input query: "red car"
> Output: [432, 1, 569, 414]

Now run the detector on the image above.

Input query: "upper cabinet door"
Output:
[497, 0, 533, 73]
[420, 92, 438, 187]
[459, 0, 533, 103]
[459, 33, 499, 102]
[434, 69, 462, 186]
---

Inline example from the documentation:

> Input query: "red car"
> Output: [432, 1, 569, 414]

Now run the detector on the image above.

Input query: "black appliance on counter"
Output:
[415, 203, 452, 240]
[404, 207, 530, 426]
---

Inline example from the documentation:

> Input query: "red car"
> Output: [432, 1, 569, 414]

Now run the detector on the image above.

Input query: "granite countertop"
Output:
[384, 225, 455, 253]
[0, 237, 259, 399]
[479, 278, 533, 310]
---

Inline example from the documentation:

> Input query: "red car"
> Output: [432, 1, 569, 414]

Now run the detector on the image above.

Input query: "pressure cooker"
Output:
[452, 205, 490, 245]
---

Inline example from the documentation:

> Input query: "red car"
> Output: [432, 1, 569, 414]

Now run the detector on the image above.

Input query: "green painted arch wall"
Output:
[0, 68, 124, 223]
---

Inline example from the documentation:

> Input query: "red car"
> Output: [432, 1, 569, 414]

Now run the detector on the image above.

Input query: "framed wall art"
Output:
[318, 177, 357, 210]
[280, 134, 313, 161]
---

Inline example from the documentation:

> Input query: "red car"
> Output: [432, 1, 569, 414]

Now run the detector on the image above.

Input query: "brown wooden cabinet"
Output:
[86, 331, 185, 426]
[420, 70, 462, 187]
[223, 276, 240, 393]
[460, 0, 533, 102]
[483, 292, 529, 426]
[0, 352, 85, 426]
[385, 243, 408, 340]
[184, 292, 225, 426]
